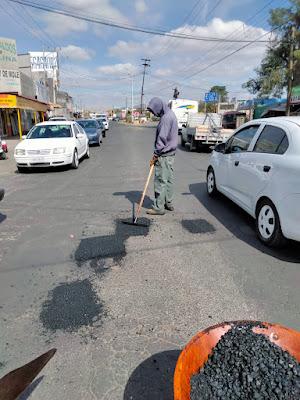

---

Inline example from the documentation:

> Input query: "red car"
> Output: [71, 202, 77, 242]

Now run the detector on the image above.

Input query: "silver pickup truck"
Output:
[181, 113, 234, 152]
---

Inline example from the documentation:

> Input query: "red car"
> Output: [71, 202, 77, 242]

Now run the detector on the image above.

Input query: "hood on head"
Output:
[147, 97, 169, 117]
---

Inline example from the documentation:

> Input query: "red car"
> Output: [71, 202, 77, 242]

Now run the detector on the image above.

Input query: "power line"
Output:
[7, 0, 273, 43]
[147, 0, 279, 95]
[205, 0, 223, 22]
[151, 0, 205, 59]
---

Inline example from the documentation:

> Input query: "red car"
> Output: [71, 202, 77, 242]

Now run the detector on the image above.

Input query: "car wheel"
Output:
[181, 136, 186, 147]
[207, 167, 218, 197]
[103, 131, 106, 138]
[85, 144, 90, 159]
[98, 136, 101, 147]
[256, 199, 286, 248]
[71, 149, 79, 169]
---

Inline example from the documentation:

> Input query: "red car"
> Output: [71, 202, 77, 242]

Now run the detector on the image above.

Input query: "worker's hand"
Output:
[150, 155, 158, 166]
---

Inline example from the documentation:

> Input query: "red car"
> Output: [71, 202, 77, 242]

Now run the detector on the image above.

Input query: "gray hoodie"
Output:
[148, 97, 178, 156]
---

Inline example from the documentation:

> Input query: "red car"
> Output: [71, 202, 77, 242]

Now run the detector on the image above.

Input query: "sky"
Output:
[0, 0, 289, 110]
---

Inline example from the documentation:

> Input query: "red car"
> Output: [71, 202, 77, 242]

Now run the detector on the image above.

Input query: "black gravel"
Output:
[40, 279, 103, 332]
[181, 219, 216, 234]
[191, 323, 300, 400]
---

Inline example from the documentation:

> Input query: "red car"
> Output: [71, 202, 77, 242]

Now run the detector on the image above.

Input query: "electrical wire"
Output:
[147, 0, 280, 95]
[6, 0, 274, 43]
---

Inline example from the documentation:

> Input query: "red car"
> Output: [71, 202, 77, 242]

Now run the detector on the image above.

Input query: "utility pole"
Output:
[286, 25, 296, 116]
[140, 58, 150, 117]
[131, 75, 134, 123]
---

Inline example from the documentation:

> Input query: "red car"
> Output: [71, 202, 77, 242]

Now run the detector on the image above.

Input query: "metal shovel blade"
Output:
[0, 349, 56, 400]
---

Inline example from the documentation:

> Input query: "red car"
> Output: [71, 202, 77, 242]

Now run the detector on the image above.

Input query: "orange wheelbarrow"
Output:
[174, 320, 300, 400]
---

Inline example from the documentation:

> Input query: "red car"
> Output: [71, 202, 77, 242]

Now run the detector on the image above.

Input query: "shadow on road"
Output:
[123, 350, 180, 400]
[74, 218, 151, 267]
[189, 182, 300, 263]
[114, 190, 153, 209]
[0, 213, 6, 224]
[18, 376, 44, 400]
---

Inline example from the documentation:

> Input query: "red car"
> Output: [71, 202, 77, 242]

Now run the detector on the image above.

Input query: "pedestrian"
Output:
[146, 97, 178, 215]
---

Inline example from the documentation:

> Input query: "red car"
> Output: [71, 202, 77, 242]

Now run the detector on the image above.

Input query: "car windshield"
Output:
[78, 120, 98, 129]
[96, 119, 104, 125]
[27, 125, 72, 139]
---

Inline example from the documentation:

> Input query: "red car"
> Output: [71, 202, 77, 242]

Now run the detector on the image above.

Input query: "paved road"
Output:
[0, 122, 299, 399]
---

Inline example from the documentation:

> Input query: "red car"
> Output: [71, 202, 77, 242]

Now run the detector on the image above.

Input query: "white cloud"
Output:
[61, 45, 95, 61]
[153, 68, 173, 78]
[97, 63, 138, 76]
[135, 0, 147, 14]
[108, 17, 269, 99]
[44, 14, 88, 37]
[43, 0, 127, 37]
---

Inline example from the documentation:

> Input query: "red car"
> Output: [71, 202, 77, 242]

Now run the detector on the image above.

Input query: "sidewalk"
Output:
[0, 138, 20, 177]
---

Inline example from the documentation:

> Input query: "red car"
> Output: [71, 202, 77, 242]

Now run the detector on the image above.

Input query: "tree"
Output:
[209, 85, 228, 102]
[243, 0, 300, 97]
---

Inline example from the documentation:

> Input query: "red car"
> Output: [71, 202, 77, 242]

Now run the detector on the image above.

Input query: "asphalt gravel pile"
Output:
[191, 323, 300, 400]
[40, 279, 103, 332]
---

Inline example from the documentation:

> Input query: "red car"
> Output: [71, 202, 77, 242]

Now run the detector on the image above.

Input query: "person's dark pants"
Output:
[153, 155, 175, 211]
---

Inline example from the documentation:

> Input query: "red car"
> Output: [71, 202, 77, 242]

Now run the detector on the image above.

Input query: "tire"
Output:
[71, 149, 79, 169]
[85, 144, 90, 159]
[207, 167, 218, 197]
[181, 135, 186, 147]
[103, 131, 106, 138]
[256, 198, 287, 248]
[98, 136, 101, 147]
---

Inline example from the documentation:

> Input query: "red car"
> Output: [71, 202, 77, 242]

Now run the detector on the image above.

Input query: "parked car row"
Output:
[207, 116, 300, 248]
[14, 117, 108, 172]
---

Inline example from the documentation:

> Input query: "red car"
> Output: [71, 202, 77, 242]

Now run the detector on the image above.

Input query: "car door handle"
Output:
[234, 161, 239, 166]
[263, 165, 271, 172]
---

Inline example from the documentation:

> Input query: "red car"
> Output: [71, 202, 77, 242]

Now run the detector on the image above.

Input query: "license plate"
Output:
[34, 157, 45, 162]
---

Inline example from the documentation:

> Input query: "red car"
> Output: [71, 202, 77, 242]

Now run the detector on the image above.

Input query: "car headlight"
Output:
[15, 148, 25, 155]
[53, 147, 66, 154]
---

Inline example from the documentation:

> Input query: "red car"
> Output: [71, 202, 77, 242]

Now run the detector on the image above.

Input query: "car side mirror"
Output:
[214, 143, 226, 153]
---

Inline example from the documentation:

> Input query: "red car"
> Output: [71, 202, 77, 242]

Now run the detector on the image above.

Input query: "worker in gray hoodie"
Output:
[147, 97, 178, 215]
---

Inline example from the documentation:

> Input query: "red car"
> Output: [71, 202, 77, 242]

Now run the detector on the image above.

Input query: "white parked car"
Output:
[49, 116, 68, 121]
[207, 116, 300, 247]
[14, 121, 89, 172]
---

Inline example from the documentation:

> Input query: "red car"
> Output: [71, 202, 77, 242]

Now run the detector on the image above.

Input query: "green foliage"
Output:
[198, 100, 217, 112]
[243, 0, 300, 97]
[209, 85, 228, 102]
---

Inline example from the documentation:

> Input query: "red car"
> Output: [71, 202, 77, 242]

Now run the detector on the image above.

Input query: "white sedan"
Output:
[207, 116, 300, 247]
[14, 121, 89, 172]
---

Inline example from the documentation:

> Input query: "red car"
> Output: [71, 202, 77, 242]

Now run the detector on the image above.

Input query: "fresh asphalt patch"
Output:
[181, 218, 216, 234]
[74, 217, 151, 267]
[40, 279, 104, 333]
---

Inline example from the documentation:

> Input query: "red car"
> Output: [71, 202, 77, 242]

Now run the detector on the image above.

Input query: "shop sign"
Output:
[0, 37, 21, 93]
[29, 52, 58, 78]
[0, 94, 17, 108]
[291, 86, 300, 104]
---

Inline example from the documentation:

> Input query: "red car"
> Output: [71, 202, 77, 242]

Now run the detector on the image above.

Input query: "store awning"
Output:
[0, 93, 48, 112]
[48, 102, 62, 110]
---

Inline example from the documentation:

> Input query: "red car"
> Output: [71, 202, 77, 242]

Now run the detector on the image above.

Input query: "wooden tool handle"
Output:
[134, 164, 155, 223]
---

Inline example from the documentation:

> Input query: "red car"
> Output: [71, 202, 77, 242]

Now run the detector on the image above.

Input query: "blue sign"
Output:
[204, 92, 218, 103]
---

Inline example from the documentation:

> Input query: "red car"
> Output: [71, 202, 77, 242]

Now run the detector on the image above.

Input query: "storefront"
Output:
[0, 94, 48, 138]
